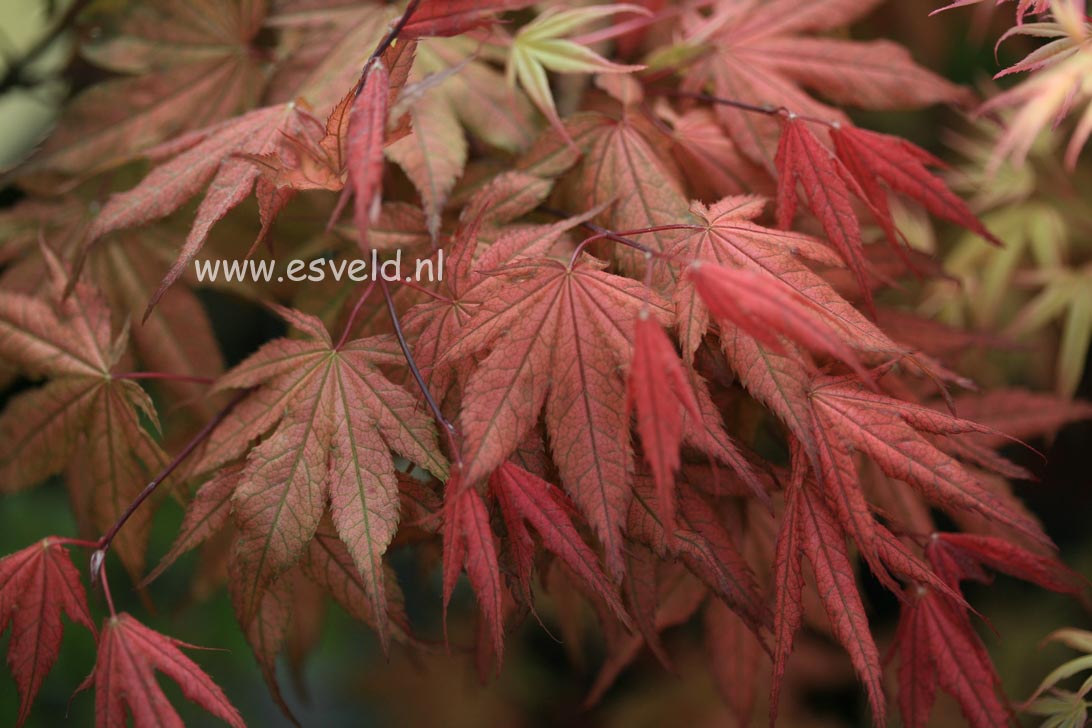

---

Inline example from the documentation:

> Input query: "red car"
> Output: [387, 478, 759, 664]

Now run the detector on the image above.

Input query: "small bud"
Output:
[89, 549, 106, 586]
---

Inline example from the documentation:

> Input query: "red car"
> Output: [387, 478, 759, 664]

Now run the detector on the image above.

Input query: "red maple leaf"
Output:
[0, 253, 166, 576]
[191, 306, 447, 649]
[893, 589, 1010, 728]
[82, 613, 244, 728]
[441, 257, 668, 576]
[490, 460, 630, 624]
[402, 0, 537, 38]
[662, 196, 901, 364]
[0, 539, 95, 728]
[773, 478, 886, 724]
[808, 374, 1052, 552]
[341, 60, 391, 252]
[830, 124, 1002, 246]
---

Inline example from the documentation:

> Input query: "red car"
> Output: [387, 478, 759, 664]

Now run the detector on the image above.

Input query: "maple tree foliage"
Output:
[0, 0, 1090, 726]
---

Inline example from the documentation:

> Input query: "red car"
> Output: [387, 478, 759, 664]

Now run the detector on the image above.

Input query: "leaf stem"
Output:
[657, 89, 838, 128]
[114, 372, 215, 385]
[52, 536, 100, 549]
[396, 276, 453, 304]
[335, 278, 378, 350]
[379, 277, 463, 470]
[97, 558, 117, 616]
[94, 388, 250, 557]
[539, 206, 692, 268]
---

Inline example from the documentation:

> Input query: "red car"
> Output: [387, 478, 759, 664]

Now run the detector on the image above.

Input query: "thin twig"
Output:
[354, 0, 422, 97]
[657, 89, 838, 128]
[94, 388, 250, 556]
[379, 277, 462, 470]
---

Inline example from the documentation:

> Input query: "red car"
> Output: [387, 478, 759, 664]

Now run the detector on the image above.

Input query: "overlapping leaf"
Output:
[808, 373, 1052, 549]
[0, 201, 224, 410]
[202, 306, 446, 649]
[626, 475, 768, 633]
[893, 588, 1010, 728]
[507, 4, 646, 136]
[402, 0, 537, 38]
[830, 124, 1002, 245]
[626, 314, 701, 534]
[0, 253, 165, 574]
[685, 0, 967, 164]
[84, 102, 320, 314]
[441, 476, 504, 660]
[441, 257, 667, 576]
[775, 117, 879, 308]
[773, 479, 885, 724]
[663, 196, 901, 363]
[567, 112, 692, 269]
[490, 460, 629, 623]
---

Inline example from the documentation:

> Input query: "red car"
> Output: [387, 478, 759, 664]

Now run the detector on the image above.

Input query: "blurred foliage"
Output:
[1023, 629, 1092, 727]
[918, 112, 1092, 398]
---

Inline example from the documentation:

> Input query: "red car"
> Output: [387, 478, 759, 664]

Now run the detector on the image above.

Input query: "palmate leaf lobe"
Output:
[343, 60, 391, 252]
[402, 0, 537, 39]
[774, 116, 878, 310]
[442, 475, 505, 662]
[830, 124, 1003, 246]
[808, 374, 1052, 549]
[626, 313, 701, 535]
[490, 461, 629, 625]
[0, 201, 225, 413]
[773, 478, 886, 725]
